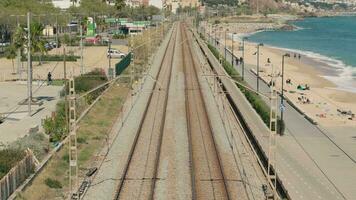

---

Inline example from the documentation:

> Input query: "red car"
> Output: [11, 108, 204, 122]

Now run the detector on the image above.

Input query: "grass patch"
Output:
[19, 83, 129, 199]
[43, 69, 109, 143]
[207, 43, 285, 134]
[44, 178, 62, 189]
[51, 80, 65, 86]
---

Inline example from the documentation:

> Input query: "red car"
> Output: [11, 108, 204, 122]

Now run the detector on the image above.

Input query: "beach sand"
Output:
[206, 22, 356, 127]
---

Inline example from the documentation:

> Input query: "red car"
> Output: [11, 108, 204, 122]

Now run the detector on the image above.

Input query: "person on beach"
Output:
[298, 54, 301, 60]
[294, 53, 297, 58]
[47, 72, 52, 85]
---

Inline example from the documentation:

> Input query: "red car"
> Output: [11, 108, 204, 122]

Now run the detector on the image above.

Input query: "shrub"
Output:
[0, 149, 26, 179]
[21, 55, 79, 62]
[112, 34, 127, 39]
[43, 69, 109, 143]
[44, 178, 62, 189]
[207, 44, 285, 134]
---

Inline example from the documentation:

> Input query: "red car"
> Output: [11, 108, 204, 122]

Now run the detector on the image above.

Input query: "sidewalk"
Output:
[0, 81, 62, 146]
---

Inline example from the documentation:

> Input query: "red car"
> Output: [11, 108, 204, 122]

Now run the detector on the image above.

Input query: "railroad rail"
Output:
[113, 23, 178, 200]
[191, 25, 290, 199]
[181, 23, 231, 200]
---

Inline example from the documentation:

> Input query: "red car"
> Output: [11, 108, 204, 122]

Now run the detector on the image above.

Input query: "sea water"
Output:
[248, 16, 356, 93]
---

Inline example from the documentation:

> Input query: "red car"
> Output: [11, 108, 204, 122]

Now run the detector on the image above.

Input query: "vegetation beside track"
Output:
[43, 69, 109, 143]
[18, 82, 129, 200]
[207, 43, 284, 134]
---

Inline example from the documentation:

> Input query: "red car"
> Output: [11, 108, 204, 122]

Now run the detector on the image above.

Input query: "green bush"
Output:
[44, 178, 62, 189]
[43, 100, 67, 143]
[0, 149, 26, 179]
[21, 55, 79, 62]
[75, 68, 108, 104]
[43, 69, 109, 143]
[113, 34, 127, 39]
[207, 43, 285, 134]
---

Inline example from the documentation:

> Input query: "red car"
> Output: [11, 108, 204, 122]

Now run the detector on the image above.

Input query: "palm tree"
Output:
[12, 22, 47, 65]
[30, 22, 47, 65]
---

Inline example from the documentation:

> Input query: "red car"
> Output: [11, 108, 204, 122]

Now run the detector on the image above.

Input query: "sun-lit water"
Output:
[248, 16, 356, 92]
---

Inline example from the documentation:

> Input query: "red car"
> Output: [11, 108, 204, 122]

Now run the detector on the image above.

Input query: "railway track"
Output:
[181, 24, 231, 200]
[113, 23, 178, 200]
[112, 22, 264, 200]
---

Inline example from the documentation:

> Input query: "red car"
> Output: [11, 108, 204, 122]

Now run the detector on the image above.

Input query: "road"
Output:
[207, 34, 356, 200]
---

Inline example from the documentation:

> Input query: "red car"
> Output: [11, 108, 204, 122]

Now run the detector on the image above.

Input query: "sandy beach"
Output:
[202, 21, 356, 127]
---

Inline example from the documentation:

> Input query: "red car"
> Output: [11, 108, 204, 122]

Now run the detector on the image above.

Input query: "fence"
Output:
[0, 149, 38, 200]
[115, 52, 132, 76]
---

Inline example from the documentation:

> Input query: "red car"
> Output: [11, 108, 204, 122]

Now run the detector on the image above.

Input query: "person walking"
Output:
[47, 72, 52, 85]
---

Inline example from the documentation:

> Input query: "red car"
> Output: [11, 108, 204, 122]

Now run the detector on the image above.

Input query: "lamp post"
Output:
[242, 37, 247, 81]
[256, 43, 263, 93]
[280, 53, 290, 130]
[224, 28, 228, 59]
[231, 32, 236, 67]
[27, 12, 32, 116]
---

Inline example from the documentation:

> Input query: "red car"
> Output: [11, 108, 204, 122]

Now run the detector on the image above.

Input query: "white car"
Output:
[107, 49, 126, 58]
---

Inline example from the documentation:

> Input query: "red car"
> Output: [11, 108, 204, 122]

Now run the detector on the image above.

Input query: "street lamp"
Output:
[224, 28, 229, 59]
[256, 43, 263, 93]
[280, 53, 290, 130]
[231, 32, 236, 67]
[242, 37, 248, 81]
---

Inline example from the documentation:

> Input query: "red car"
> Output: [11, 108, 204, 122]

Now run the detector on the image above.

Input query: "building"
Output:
[164, 0, 200, 13]
[52, 0, 153, 9]
[126, 0, 149, 7]
[52, 0, 80, 9]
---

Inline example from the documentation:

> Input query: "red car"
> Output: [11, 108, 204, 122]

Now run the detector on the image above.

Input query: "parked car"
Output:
[44, 43, 54, 51]
[107, 49, 126, 58]
[0, 42, 10, 47]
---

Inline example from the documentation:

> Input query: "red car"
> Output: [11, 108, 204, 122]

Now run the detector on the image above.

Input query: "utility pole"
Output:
[69, 77, 78, 199]
[108, 39, 112, 79]
[64, 47, 68, 134]
[242, 37, 247, 81]
[280, 53, 290, 134]
[80, 24, 84, 75]
[27, 12, 32, 116]
[56, 15, 59, 52]
[256, 43, 263, 93]
[16, 16, 21, 79]
[268, 64, 278, 200]
[224, 29, 227, 59]
[231, 33, 234, 67]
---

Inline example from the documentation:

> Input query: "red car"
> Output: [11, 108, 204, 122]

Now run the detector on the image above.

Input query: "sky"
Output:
[150, 0, 163, 8]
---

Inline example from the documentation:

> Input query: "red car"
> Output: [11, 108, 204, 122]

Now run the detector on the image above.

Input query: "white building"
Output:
[52, 0, 80, 9]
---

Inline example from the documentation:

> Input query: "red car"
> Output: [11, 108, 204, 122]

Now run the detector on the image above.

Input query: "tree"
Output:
[115, 0, 126, 10]
[5, 45, 17, 74]
[30, 22, 47, 65]
[12, 22, 47, 65]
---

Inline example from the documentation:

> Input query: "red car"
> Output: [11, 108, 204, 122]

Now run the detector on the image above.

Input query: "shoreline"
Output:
[203, 18, 356, 125]
[234, 30, 356, 94]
